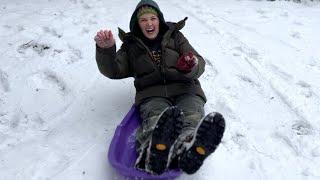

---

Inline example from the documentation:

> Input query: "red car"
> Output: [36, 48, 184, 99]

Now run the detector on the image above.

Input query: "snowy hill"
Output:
[1, 0, 320, 179]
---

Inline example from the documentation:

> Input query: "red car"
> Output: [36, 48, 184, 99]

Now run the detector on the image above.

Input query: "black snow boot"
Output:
[146, 106, 184, 174]
[178, 112, 225, 174]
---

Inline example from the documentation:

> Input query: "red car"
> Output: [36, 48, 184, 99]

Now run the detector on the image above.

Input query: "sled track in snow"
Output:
[170, 0, 313, 125]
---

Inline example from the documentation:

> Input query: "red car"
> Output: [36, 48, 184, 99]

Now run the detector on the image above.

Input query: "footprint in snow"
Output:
[237, 74, 260, 88]
[29, 70, 69, 95]
[269, 64, 293, 82]
[291, 31, 301, 39]
[231, 132, 249, 150]
[296, 81, 314, 98]
[296, 81, 311, 88]
[0, 69, 10, 92]
[232, 46, 260, 61]
[42, 26, 62, 38]
[43, 70, 68, 94]
[0, 111, 8, 123]
[291, 120, 313, 135]
[273, 132, 300, 156]
[67, 44, 82, 64]
[307, 57, 320, 70]
[9, 111, 23, 129]
[17, 40, 51, 57]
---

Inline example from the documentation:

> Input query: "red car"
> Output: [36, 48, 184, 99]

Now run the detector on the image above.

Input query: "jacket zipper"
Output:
[135, 37, 168, 97]
[161, 48, 168, 97]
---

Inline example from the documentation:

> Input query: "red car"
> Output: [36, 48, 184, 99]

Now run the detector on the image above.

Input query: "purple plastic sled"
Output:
[108, 105, 182, 180]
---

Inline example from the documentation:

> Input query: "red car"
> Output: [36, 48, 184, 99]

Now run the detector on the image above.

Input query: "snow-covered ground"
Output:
[1, 0, 320, 179]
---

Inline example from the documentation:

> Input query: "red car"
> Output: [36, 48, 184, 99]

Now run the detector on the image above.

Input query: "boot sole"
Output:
[147, 106, 183, 174]
[179, 112, 225, 174]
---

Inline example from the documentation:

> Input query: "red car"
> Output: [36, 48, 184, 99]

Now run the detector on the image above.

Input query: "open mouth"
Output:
[145, 27, 155, 34]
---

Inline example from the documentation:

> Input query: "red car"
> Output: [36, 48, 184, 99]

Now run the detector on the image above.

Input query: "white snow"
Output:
[1, 0, 320, 179]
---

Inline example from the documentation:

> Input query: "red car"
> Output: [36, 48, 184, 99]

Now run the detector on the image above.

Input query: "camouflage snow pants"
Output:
[135, 94, 205, 169]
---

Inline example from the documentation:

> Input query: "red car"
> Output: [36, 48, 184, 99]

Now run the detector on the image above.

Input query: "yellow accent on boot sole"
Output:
[196, 146, 206, 155]
[155, 144, 166, 151]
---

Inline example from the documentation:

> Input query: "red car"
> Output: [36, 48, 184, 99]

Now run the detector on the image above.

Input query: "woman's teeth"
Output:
[146, 28, 154, 33]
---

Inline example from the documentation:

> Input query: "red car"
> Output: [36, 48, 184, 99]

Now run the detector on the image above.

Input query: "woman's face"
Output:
[138, 13, 160, 40]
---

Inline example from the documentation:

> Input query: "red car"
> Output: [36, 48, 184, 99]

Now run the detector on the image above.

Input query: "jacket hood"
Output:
[129, 0, 168, 36]
[118, 17, 188, 42]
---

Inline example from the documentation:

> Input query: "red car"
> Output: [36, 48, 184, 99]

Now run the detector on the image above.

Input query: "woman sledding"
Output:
[94, 0, 225, 175]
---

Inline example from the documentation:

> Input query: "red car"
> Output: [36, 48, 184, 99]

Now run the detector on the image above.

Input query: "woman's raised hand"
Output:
[94, 29, 115, 48]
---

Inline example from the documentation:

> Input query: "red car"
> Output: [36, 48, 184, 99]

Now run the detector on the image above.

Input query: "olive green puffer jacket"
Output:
[95, 1, 206, 105]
